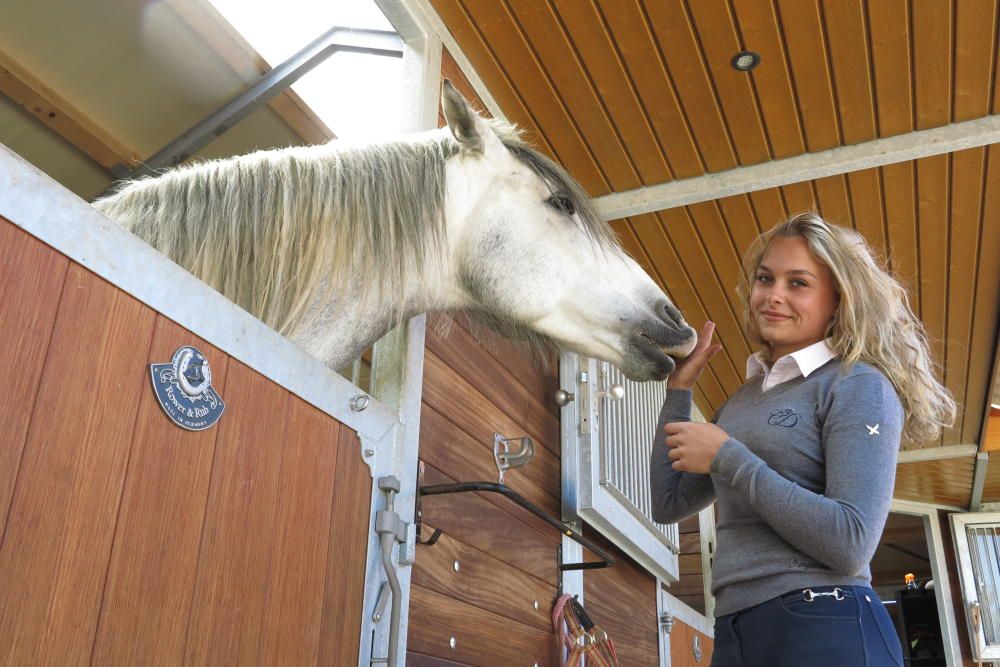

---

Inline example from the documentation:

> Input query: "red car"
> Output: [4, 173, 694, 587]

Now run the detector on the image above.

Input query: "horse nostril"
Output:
[661, 301, 682, 329]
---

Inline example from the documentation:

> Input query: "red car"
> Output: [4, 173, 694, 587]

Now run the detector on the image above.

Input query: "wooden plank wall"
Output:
[412, 313, 666, 666]
[669, 619, 714, 667]
[673, 515, 707, 614]
[0, 218, 371, 666]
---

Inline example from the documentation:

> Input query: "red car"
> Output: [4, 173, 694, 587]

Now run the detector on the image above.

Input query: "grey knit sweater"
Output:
[649, 359, 903, 616]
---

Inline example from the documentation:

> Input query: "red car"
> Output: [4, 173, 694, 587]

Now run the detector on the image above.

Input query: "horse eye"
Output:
[547, 195, 575, 216]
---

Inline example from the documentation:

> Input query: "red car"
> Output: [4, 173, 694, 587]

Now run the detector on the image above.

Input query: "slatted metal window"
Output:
[560, 354, 680, 583]
[950, 513, 1000, 662]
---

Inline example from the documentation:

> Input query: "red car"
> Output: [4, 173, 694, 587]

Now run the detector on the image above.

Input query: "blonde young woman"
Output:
[650, 213, 956, 667]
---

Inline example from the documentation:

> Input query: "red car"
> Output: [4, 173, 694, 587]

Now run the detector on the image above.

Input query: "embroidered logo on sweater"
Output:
[867, 424, 880, 435]
[768, 408, 799, 427]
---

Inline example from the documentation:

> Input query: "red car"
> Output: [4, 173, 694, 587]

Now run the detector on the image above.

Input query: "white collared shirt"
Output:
[746, 338, 838, 391]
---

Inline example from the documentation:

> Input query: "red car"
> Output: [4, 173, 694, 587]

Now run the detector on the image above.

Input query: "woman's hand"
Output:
[668, 321, 723, 390]
[664, 422, 730, 474]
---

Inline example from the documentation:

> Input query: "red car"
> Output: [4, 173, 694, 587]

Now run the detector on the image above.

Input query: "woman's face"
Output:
[750, 235, 839, 360]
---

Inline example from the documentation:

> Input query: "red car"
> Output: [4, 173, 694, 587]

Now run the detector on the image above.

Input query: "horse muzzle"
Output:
[620, 317, 697, 381]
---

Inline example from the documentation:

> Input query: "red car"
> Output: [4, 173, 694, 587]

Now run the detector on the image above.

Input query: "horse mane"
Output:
[94, 121, 619, 337]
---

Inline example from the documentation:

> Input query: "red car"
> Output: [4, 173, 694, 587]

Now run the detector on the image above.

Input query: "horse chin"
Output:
[619, 336, 677, 382]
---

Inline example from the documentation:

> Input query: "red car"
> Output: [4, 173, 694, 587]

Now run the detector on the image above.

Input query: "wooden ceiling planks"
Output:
[774, 0, 842, 152]
[685, 0, 772, 166]
[912, 0, 953, 130]
[549, 0, 674, 185]
[822, 0, 878, 145]
[954, 0, 999, 121]
[867, 0, 914, 137]
[961, 145, 1000, 445]
[944, 148, 986, 446]
[433, 0, 1000, 485]
[895, 456, 975, 507]
[594, 0, 704, 179]
[643, 0, 739, 172]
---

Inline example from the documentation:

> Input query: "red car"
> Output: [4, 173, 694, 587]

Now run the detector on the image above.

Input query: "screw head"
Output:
[350, 394, 370, 411]
[453, 560, 460, 572]
[363, 449, 375, 457]
[533, 600, 539, 610]
[449, 637, 456, 649]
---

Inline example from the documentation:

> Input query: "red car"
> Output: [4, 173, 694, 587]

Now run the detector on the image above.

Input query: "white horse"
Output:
[94, 82, 696, 381]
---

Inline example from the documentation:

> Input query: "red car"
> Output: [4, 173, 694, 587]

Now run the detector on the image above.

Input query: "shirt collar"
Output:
[746, 338, 837, 381]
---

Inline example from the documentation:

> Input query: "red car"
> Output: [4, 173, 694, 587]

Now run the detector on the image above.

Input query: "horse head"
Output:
[440, 82, 696, 381]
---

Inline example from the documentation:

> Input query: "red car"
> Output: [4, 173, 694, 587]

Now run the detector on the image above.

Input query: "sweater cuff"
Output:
[662, 388, 693, 422]
[710, 437, 758, 480]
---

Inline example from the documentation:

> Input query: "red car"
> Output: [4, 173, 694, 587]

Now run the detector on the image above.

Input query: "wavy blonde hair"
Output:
[737, 212, 956, 446]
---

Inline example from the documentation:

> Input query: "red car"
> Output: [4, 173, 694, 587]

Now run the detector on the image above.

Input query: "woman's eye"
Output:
[547, 195, 575, 216]
[756, 274, 772, 283]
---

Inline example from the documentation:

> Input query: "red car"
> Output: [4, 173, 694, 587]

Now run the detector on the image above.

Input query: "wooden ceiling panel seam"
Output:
[847, 168, 888, 259]
[944, 147, 988, 445]
[716, 194, 762, 254]
[618, 0, 710, 179]
[504, 0, 645, 190]
[437, 1, 576, 173]
[748, 188, 786, 232]
[842, 170, 858, 230]
[584, 0, 681, 182]
[432, 1, 561, 160]
[779, 181, 816, 215]
[684, 0, 773, 166]
[643, 210, 746, 394]
[953, 0, 999, 121]
[994, 2, 1000, 113]
[773, 0, 842, 152]
[963, 145, 1000, 444]
[656, 211, 751, 391]
[626, 0, 714, 177]
[621, 215, 739, 402]
[643, 0, 740, 172]
[547, 0, 673, 185]
[665, 204, 756, 361]
[876, 167, 893, 275]
[589, 0, 683, 181]
[728, 0, 808, 159]
[911, 0, 954, 130]
[820, 0, 878, 146]
[881, 162, 919, 305]
[499, 0, 648, 192]
[683, 202, 758, 376]
[812, 174, 851, 228]
[862, 0, 883, 139]
[866, 0, 914, 138]
[723, 0, 780, 161]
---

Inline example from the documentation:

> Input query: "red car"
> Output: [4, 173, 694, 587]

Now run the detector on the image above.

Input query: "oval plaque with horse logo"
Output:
[151, 346, 225, 430]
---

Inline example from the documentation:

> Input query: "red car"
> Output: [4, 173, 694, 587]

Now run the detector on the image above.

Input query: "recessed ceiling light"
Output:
[731, 50, 761, 72]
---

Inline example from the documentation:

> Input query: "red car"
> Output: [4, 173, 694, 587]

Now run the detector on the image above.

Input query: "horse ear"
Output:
[442, 80, 485, 153]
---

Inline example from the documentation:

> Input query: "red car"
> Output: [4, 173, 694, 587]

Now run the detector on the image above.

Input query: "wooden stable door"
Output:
[0, 218, 372, 666]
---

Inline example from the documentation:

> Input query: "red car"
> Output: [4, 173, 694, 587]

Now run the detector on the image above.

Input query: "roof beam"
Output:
[596, 115, 1000, 220]
[897, 444, 978, 464]
[970, 452, 989, 511]
[165, 0, 335, 146]
[0, 46, 141, 174]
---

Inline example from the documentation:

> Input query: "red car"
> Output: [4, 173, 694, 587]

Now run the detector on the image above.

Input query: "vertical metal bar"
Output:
[351, 356, 363, 389]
